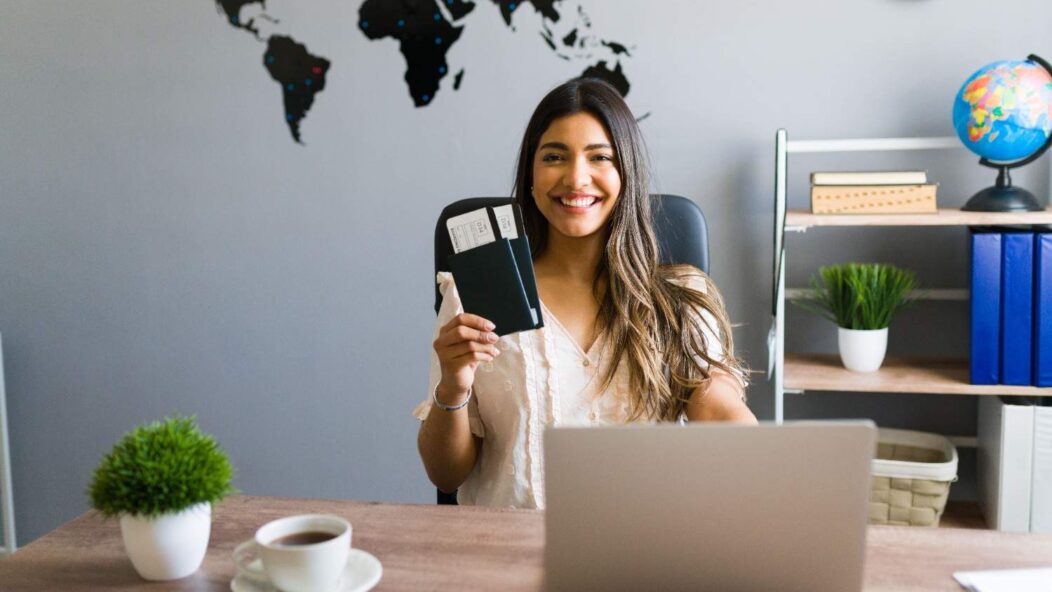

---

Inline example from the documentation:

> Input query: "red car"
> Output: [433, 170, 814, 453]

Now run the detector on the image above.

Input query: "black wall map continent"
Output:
[215, 0, 330, 144]
[358, 0, 465, 107]
[214, 0, 634, 144]
[215, 0, 277, 39]
[263, 37, 330, 143]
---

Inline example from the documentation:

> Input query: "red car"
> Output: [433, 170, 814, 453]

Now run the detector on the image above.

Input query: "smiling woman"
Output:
[414, 78, 756, 509]
[530, 113, 623, 241]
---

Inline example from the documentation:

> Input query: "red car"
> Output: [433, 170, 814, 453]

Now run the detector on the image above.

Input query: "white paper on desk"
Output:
[447, 208, 496, 253]
[953, 567, 1052, 591]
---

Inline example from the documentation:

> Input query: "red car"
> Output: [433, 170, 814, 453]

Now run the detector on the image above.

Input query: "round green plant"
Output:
[89, 416, 235, 518]
[795, 262, 917, 330]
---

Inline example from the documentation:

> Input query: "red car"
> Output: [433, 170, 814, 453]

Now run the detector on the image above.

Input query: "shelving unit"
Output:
[771, 129, 1052, 424]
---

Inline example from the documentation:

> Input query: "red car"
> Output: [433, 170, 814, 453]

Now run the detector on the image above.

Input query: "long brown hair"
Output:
[513, 78, 747, 421]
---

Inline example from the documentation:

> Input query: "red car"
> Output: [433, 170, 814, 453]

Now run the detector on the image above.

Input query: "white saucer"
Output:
[230, 549, 383, 592]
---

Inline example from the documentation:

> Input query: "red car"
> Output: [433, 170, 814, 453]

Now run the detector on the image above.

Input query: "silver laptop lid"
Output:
[544, 421, 876, 592]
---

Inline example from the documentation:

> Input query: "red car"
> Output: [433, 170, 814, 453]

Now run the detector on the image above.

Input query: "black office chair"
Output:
[431, 194, 709, 505]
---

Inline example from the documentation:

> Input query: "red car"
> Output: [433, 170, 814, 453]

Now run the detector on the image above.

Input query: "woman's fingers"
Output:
[440, 313, 495, 334]
[452, 350, 497, 364]
[436, 320, 499, 347]
[435, 327, 497, 348]
[442, 341, 501, 359]
[433, 313, 501, 377]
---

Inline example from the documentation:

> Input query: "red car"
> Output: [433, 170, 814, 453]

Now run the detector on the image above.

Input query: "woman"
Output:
[415, 78, 756, 508]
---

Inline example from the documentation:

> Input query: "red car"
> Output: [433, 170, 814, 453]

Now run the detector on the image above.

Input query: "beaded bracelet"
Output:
[432, 384, 473, 412]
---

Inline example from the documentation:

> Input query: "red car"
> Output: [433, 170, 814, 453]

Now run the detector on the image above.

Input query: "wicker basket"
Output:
[868, 428, 958, 527]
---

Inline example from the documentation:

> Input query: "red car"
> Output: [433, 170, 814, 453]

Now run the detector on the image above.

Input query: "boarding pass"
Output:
[447, 204, 519, 253]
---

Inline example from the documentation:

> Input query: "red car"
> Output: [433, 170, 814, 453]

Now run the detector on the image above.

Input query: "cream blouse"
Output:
[414, 271, 735, 509]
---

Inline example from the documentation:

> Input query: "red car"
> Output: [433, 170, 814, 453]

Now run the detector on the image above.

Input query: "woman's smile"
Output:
[554, 192, 603, 213]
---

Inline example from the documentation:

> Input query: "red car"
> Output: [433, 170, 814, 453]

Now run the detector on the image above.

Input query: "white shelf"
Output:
[785, 354, 1052, 397]
[786, 208, 1052, 231]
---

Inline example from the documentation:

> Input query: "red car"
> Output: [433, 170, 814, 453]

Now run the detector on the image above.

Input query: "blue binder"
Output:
[1001, 231, 1034, 385]
[1034, 232, 1052, 386]
[970, 231, 1002, 384]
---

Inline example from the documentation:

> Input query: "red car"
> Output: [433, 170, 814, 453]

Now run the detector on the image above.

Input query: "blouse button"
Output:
[588, 411, 598, 421]
[582, 358, 591, 367]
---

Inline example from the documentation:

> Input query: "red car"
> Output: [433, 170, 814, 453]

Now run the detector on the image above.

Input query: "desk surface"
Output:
[1, 495, 1051, 591]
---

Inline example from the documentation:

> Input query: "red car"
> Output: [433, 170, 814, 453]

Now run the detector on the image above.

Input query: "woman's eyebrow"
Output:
[538, 142, 612, 151]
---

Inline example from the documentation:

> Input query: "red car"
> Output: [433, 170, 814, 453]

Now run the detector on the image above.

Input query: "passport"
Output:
[446, 203, 543, 336]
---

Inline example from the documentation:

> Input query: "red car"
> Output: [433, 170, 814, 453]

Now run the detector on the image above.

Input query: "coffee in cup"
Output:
[270, 531, 339, 546]
[233, 514, 351, 592]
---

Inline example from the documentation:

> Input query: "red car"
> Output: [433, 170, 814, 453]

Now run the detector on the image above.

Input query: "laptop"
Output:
[543, 421, 876, 591]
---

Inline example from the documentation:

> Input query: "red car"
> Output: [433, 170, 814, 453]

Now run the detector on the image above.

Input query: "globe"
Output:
[952, 55, 1052, 211]
[953, 59, 1052, 162]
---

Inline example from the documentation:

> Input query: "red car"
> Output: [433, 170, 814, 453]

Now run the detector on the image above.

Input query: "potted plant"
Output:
[796, 263, 917, 372]
[88, 416, 234, 581]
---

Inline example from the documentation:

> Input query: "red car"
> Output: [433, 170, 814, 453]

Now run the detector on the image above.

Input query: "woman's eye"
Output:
[541, 153, 564, 162]
[593, 154, 615, 162]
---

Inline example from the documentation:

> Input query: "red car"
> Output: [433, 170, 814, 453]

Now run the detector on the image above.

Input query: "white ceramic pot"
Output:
[119, 502, 211, 581]
[837, 327, 889, 372]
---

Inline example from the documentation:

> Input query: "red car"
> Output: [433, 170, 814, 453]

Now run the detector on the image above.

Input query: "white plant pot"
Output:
[837, 327, 889, 373]
[119, 502, 211, 581]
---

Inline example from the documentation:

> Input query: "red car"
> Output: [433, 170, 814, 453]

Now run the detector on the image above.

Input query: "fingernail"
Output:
[485, 321, 496, 330]
[486, 332, 498, 342]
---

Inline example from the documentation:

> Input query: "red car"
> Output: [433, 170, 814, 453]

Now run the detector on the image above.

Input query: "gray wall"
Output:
[1, 0, 1049, 543]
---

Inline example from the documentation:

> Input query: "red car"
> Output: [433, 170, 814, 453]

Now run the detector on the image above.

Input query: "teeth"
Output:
[560, 197, 597, 207]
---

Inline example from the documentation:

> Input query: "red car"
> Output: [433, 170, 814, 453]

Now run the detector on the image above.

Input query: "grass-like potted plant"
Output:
[89, 416, 234, 581]
[796, 263, 917, 372]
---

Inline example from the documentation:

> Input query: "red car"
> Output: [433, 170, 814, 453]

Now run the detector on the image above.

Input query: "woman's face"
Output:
[531, 112, 622, 241]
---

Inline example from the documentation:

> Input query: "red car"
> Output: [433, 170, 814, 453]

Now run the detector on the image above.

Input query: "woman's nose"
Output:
[564, 158, 590, 189]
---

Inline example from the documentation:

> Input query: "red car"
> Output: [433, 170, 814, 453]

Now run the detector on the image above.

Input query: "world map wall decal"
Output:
[214, 0, 634, 144]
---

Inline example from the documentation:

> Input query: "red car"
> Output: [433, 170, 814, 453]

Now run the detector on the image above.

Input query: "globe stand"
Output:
[962, 165, 1043, 212]
[960, 53, 1052, 213]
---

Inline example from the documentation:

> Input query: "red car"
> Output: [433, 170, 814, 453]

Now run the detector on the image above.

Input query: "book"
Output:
[1032, 401, 1052, 534]
[810, 170, 927, 185]
[977, 396, 1035, 532]
[970, 231, 1002, 385]
[1033, 232, 1052, 387]
[446, 203, 543, 336]
[809, 184, 937, 214]
[1001, 232, 1034, 385]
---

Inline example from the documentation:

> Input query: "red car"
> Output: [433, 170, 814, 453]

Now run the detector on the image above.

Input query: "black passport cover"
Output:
[448, 238, 543, 336]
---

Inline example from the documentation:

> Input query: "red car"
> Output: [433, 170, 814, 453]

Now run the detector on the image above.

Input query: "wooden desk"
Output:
[1, 495, 1050, 591]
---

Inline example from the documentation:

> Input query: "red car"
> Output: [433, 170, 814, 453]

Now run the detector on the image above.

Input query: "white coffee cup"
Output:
[233, 514, 351, 592]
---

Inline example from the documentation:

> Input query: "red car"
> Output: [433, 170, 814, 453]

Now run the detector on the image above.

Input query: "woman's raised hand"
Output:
[433, 313, 501, 402]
